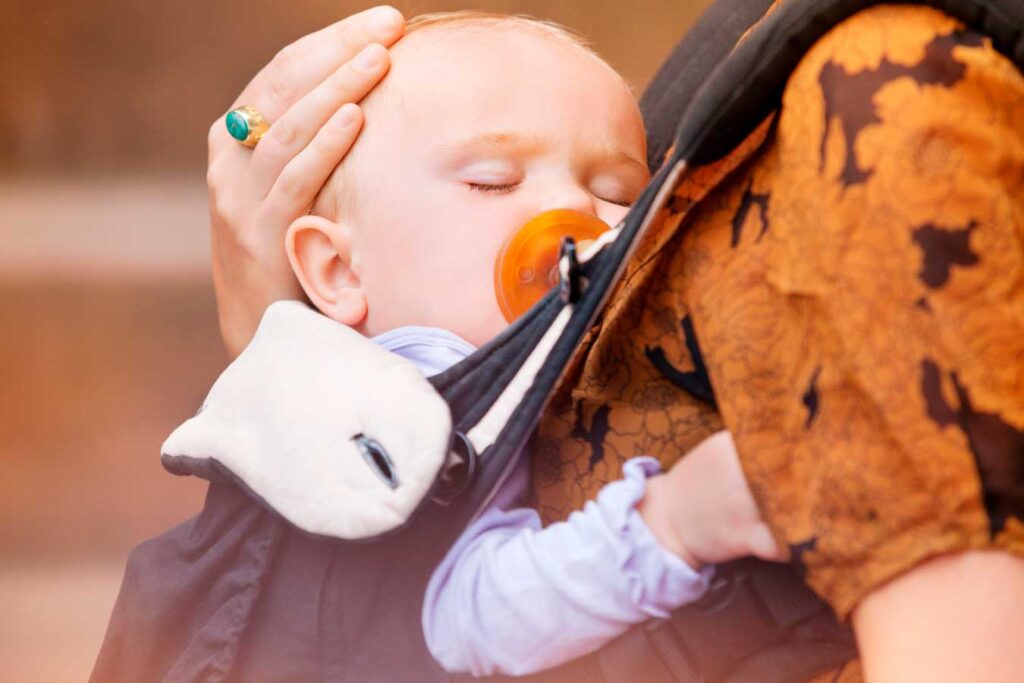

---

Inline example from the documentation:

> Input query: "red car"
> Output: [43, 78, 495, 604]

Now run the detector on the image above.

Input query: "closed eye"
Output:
[600, 196, 633, 208]
[467, 182, 520, 195]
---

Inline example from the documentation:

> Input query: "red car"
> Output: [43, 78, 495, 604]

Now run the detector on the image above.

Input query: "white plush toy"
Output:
[161, 300, 453, 540]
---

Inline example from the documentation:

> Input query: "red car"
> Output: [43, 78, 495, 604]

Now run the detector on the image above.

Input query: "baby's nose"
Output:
[541, 184, 597, 217]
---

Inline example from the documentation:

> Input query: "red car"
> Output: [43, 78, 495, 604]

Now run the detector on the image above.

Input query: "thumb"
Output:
[748, 523, 788, 563]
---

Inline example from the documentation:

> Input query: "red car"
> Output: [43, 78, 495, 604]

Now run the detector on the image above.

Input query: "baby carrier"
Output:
[91, 1, 1024, 682]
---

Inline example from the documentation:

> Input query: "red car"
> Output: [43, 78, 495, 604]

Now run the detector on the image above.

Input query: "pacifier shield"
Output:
[494, 209, 609, 322]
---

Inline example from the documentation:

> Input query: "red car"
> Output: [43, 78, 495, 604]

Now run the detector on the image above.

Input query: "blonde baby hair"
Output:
[312, 11, 622, 219]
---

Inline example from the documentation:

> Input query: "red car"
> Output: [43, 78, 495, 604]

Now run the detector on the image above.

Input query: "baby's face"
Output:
[345, 26, 649, 346]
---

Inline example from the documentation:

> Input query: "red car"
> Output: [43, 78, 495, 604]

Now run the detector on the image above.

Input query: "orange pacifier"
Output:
[494, 209, 610, 323]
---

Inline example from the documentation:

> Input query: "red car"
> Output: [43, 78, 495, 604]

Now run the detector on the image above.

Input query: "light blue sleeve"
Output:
[421, 456, 714, 677]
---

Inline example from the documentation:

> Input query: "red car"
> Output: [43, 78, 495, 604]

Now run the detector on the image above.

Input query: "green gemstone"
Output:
[225, 111, 250, 141]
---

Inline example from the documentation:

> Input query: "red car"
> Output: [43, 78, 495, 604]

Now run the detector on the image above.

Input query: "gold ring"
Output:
[225, 105, 270, 148]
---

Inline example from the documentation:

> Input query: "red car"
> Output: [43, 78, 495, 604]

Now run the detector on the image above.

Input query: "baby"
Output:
[284, 12, 779, 677]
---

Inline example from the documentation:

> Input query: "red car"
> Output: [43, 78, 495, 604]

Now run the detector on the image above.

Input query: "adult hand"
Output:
[207, 6, 404, 357]
[639, 431, 786, 569]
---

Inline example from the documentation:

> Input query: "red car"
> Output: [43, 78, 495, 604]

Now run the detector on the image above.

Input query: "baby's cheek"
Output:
[453, 286, 508, 347]
[598, 202, 631, 227]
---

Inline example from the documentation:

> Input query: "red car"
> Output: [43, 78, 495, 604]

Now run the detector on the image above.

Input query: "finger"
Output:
[251, 43, 389, 191]
[235, 6, 403, 120]
[264, 103, 365, 223]
[208, 6, 402, 156]
[750, 523, 789, 563]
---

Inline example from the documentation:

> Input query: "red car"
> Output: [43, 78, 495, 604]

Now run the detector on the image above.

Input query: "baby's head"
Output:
[286, 12, 649, 347]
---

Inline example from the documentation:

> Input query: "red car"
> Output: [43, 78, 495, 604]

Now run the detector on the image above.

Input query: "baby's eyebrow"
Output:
[438, 131, 549, 159]
[597, 149, 649, 174]
[437, 131, 646, 173]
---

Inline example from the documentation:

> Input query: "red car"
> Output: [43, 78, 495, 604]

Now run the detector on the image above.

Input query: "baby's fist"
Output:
[638, 432, 786, 569]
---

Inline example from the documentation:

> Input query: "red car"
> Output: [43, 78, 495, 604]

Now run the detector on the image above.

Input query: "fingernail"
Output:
[371, 6, 400, 35]
[335, 104, 357, 127]
[354, 44, 381, 70]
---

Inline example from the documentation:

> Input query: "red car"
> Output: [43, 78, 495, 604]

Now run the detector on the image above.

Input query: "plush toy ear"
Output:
[286, 215, 367, 326]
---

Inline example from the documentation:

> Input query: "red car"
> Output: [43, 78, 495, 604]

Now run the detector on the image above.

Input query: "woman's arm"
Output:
[748, 6, 1024, 680]
[207, 6, 404, 357]
[854, 551, 1024, 683]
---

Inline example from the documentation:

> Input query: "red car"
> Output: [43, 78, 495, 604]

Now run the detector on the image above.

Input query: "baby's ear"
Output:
[285, 215, 367, 327]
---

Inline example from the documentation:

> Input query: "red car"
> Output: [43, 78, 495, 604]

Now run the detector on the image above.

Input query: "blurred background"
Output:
[0, 1, 711, 680]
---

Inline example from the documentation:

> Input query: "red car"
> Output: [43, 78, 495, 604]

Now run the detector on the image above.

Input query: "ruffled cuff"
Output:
[594, 457, 715, 618]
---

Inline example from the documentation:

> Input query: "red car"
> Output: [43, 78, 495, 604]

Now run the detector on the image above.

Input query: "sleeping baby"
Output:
[282, 11, 782, 676]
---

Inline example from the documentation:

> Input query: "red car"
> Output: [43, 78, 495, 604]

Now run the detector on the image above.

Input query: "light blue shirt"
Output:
[374, 326, 713, 677]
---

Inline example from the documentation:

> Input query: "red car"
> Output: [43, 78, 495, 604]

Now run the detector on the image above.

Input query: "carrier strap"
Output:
[511, 560, 854, 683]
[592, 560, 855, 683]
[639, 0, 777, 171]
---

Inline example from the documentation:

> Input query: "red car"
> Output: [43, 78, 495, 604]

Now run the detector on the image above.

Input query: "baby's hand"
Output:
[637, 431, 786, 569]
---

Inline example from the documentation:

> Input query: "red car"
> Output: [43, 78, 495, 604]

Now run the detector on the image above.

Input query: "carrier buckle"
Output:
[430, 431, 478, 506]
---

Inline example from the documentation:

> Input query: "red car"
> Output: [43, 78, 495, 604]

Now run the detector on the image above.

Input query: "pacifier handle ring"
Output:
[558, 237, 582, 305]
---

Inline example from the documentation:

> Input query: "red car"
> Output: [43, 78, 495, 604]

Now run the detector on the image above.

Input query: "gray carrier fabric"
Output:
[639, 0, 778, 170]
[91, 1, 1024, 681]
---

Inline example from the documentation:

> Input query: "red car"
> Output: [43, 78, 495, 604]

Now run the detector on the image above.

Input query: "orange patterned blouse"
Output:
[532, 6, 1024, 681]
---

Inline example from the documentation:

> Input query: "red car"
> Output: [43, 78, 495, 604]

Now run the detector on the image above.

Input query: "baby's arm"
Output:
[422, 455, 711, 677]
